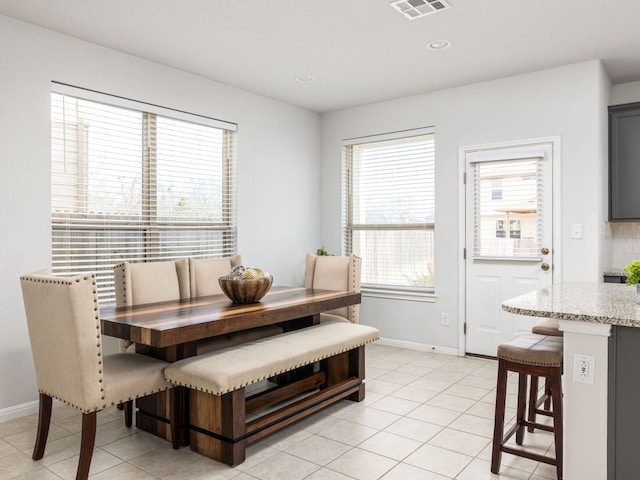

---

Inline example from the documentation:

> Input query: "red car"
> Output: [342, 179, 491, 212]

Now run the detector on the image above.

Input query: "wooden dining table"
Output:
[100, 286, 361, 443]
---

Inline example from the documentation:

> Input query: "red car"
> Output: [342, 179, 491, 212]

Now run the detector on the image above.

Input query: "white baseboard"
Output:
[377, 337, 460, 356]
[0, 399, 40, 423]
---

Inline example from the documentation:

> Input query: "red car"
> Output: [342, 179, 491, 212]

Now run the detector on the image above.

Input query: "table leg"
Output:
[135, 342, 197, 445]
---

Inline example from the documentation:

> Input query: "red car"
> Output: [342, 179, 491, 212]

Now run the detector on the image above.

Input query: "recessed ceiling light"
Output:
[426, 40, 451, 50]
[295, 74, 316, 83]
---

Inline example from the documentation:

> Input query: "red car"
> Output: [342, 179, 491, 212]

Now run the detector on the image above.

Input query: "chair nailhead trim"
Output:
[114, 263, 129, 305]
[349, 255, 361, 323]
[39, 386, 171, 414]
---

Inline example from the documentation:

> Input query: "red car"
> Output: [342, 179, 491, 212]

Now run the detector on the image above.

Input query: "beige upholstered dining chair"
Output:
[189, 255, 242, 297]
[305, 253, 362, 323]
[188, 256, 283, 354]
[113, 259, 190, 424]
[114, 258, 190, 307]
[20, 271, 175, 480]
[113, 259, 191, 351]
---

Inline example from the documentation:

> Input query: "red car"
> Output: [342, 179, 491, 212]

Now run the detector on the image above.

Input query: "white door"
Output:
[464, 141, 554, 357]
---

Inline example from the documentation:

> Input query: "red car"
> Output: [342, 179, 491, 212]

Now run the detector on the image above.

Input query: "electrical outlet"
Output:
[441, 312, 450, 326]
[573, 353, 595, 384]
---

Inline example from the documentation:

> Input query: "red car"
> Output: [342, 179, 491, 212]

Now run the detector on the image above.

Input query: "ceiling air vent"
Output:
[390, 0, 451, 20]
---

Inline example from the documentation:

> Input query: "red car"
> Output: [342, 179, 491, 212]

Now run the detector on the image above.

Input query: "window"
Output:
[343, 128, 435, 297]
[471, 157, 540, 259]
[51, 83, 237, 304]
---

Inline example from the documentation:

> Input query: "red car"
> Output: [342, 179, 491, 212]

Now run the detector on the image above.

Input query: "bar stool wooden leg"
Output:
[491, 359, 508, 474]
[516, 373, 528, 445]
[544, 378, 552, 410]
[527, 375, 539, 433]
[550, 369, 563, 480]
[528, 376, 556, 433]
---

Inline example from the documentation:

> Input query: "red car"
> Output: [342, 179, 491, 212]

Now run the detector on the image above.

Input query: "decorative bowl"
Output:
[218, 275, 273, 304]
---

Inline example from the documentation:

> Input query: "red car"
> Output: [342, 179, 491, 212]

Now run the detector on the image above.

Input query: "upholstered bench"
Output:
[164, 320, 379, 465]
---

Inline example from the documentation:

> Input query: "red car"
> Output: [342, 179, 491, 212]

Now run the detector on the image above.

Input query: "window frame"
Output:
[342, 127, 436, 302]
[50, 83, 238, 305]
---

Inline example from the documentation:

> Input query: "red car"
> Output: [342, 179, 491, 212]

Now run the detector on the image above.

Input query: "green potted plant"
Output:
[316, 246, 333, 256]
[624, 260, 640, 303]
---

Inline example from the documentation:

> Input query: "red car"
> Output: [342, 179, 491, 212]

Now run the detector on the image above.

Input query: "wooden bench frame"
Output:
[179, 345, 366, 466]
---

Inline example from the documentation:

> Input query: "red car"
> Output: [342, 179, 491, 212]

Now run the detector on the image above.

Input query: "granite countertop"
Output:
[502, 282, 640, 328]
[603, 267, 627, 277]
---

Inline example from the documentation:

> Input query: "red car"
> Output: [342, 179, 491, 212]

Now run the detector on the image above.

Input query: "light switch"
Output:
[571, 223, 582, 239]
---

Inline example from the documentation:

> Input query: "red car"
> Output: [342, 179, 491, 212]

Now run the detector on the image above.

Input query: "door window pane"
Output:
[472, 158, 541, 258]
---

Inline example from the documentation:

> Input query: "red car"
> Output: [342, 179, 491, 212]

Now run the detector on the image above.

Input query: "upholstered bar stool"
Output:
[532, 318, 562, 336]
[491, 333, 564, 480]
[529, 318, 563, 429]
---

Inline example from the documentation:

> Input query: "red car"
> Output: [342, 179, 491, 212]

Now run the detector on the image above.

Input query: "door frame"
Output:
[457, 136, 563, 356]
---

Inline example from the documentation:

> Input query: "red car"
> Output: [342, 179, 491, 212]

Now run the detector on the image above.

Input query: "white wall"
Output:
[320, 61, 609, 351]
[0, 16, 320, 414]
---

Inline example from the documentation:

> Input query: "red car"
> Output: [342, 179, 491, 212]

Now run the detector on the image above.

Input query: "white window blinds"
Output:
[343, 128, 435, 293]
[51, 84, 237, 304]
[470, 157, 542, 259]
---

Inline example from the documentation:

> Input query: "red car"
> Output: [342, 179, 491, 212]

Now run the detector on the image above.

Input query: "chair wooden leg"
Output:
[116, 403, 124, 411]
[491, 359, 508, 474]
[550, 369, 564, 480]
[515, 373, 527, 445]
[124, 400, 133, 428]
[76, 412, 97, 480]
[527, 375, 539, 433]
[32, 393, 52, 460]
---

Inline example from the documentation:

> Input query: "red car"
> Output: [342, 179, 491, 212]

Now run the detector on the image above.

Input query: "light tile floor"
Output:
[0, 344, 559, 479]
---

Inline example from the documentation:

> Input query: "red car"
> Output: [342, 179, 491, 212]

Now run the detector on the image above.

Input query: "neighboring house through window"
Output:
[471, 157, 539, 258]
[51, 83, 237, 304]
[342, 127, 435, 299]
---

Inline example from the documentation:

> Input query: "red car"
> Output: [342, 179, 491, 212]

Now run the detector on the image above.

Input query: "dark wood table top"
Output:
[101, 286, 361, 348]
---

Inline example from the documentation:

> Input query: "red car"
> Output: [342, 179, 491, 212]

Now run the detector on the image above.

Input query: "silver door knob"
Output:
[541, 263, 550, 271]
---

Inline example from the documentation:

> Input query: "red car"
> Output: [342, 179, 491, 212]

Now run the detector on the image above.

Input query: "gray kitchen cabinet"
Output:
[609, 102, 640, 221]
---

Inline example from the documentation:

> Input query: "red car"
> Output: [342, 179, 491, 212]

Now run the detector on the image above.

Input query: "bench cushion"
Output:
[164, 322, 379, 395]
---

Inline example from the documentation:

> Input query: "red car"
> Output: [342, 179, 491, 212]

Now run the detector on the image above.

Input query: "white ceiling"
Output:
[2, 0, 640, 113]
